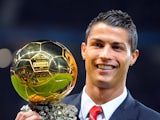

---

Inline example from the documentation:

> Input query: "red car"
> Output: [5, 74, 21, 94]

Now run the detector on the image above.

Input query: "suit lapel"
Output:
[109, 91, 136, 120]
[63, 91, 137, 120]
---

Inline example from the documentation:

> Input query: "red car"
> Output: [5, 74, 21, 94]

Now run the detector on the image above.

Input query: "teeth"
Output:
[98, 65, 114, 70]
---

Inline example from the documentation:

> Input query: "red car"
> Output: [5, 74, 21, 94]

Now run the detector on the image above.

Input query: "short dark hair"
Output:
[85, 10, 138, 53]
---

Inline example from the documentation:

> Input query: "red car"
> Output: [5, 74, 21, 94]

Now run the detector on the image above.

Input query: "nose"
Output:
[99, 46, 112, 60]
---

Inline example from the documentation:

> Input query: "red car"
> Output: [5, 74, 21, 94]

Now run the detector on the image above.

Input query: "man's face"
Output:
[81, 22, 139, 89]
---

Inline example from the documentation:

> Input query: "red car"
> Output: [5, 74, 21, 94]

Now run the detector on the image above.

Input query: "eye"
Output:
[112, 45, 123, 51]
[95, 43, 103, 48]
[112, 42, 126, 52]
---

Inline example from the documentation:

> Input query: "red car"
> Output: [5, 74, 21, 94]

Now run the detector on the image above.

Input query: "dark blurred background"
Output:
[0, 0, 160, 119]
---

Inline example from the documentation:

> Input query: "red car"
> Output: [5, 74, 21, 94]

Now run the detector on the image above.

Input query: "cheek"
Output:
[120, 57, 131, 70]
[116, 56, 130, 76]
[116, 53, 130, 67]
[84, 52, 96, 69]
[85, 49, 97, 59]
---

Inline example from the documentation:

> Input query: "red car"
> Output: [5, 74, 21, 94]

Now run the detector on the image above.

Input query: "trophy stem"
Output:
[20, 102, 78, 120]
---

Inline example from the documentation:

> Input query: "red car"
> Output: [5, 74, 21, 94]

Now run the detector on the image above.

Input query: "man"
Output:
[16, 10, 160, 120]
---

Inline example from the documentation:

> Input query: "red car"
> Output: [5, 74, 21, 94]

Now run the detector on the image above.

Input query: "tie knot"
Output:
[89, 105, 102, 120]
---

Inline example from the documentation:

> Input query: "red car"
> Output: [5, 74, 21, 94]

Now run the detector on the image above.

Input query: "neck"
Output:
[85, 84, 125, 104]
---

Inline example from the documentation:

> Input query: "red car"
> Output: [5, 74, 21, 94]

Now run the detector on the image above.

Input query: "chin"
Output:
[96, 80, 112, 89]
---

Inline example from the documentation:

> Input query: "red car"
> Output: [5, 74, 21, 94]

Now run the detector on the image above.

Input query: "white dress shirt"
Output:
[79, 86, 127, 120]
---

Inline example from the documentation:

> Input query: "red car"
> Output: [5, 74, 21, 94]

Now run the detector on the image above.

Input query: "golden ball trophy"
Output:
[10, 40, 78, 120]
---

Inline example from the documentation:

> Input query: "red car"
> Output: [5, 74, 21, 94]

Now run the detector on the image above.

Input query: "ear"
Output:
[130, 49, 139, 66]
[81, 42, 86, 60]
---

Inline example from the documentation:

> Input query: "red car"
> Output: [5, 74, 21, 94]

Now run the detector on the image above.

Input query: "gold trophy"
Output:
[10, 40, 78, 120]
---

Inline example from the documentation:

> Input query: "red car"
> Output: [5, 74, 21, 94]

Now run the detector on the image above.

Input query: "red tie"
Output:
[89, 105, 102, 120]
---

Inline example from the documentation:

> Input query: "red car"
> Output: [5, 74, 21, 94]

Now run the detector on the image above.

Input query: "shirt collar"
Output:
[79, 86, 127, 120]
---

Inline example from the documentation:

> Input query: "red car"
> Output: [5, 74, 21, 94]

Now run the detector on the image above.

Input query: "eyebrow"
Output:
[90, 38, 104, 43]
[90, 38, 127, 47]
[112, 42, 126, 47]
[112, 42, 124, 45]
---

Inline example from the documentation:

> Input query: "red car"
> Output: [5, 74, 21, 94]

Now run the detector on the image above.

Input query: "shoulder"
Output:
[119, 91, 160, 120]
[61, 93, 82, 109]
[112, 91, 160, 120]
[134, 100, 160, 119]
[62, 93, 81, 103]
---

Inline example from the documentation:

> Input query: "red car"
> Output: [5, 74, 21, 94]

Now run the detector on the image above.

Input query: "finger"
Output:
[25, 114, 42, 120]
[15, 111, 42, 120]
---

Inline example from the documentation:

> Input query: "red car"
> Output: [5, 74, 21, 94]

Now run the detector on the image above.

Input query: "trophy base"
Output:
[20, 102, 78, 120]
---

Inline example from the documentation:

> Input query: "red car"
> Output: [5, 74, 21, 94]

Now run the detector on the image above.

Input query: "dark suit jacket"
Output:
[61, 91, 160, 120]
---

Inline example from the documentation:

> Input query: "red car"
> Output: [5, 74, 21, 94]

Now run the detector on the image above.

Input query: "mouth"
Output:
[97, 64, 116, 70]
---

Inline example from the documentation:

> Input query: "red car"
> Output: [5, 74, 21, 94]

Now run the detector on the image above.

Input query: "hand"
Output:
[15, 111, 42, 120]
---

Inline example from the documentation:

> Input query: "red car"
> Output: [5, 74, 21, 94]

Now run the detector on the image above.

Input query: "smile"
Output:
[97, 64, 116, 70]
